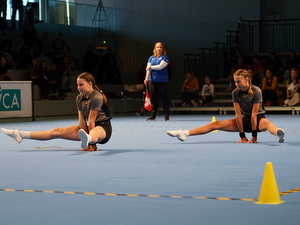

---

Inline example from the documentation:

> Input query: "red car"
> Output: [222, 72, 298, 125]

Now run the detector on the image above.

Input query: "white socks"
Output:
[1, 127, 93, 148]
[1, 128, 30, 143]
[183, 130, 190, 136]
[18, 130, 30, 139]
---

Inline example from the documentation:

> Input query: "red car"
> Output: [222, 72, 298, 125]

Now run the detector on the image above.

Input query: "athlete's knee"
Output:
[90, 127, 106, 140]
[211, 121, 221, 129]
[258, 118, 269, 130]
[50, 127, 66, 136]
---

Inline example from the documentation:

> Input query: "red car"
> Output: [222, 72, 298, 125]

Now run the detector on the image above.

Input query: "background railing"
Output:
[240, 18, 300, 54]
[184, 18, 300, 83]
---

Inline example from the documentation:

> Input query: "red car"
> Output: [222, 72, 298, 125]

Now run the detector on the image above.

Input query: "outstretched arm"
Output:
[78, 111, 87, 131]
[87, 110, 98, 132]
[79, 110, 98, 151]
[234, 102, 248, 143]
[248, 103, 260, 143]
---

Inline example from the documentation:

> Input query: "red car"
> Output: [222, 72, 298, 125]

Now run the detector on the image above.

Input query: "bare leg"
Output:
[258, 118, 279, 135]
[167, 119, 240, 142]
[30, 125, 81, 141]
[189, 119, 239, 136]
[89, 126, 106, 143]
[78, 126, 107, 149]
[257, 118, 285, 143]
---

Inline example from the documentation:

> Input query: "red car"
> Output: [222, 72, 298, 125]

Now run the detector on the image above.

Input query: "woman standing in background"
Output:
[144, 42, 170, 121]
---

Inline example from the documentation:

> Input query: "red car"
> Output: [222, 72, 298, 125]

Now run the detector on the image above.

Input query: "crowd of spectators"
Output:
[224, 40, 300, 106]
[0, 32, 80, 100]
[0, 2, 122, 102]
[180, 72, 214, 107]
[0, 28, 123, 100]
[83, 45, 122, 85]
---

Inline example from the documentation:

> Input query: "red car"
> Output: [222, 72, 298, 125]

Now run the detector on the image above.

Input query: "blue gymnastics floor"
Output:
[0, 114, 300, 225]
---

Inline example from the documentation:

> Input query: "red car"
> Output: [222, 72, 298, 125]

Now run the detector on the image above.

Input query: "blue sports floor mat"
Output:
[0, 114, 299, 225]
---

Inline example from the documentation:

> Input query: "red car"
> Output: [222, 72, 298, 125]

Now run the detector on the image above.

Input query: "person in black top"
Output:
[0, 55, 12, 81]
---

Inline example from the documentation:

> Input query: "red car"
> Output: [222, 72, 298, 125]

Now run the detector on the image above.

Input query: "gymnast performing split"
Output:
[1, 72, 112, 151]
[167, 69, 285, 143]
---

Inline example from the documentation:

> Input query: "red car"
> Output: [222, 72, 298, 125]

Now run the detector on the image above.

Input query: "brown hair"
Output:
[153, 42, 167, 57]
[233, 69, 254, 97]
[77, 72, 108, 103]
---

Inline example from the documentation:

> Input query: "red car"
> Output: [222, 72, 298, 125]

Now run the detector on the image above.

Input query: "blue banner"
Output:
[0, 87, 22, 111]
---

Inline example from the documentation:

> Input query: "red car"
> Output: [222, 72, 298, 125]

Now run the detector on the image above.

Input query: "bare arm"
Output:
[286, 83, 291, 98]
[248, 103, 260, 143]
[144, 63, 151, 86]
[269, 77, 279, 90]
[78, 110, 99, 152]
[291, 84, 300, 98]
[261, 78, 266, 90]
[234, 102, 243, 132]
[78, 111, 87, 131]
[87, 110, 98, 133]
[233, 102, 248, 143]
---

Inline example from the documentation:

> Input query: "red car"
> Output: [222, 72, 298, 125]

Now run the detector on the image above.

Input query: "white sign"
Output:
[0, 81, 32, 118]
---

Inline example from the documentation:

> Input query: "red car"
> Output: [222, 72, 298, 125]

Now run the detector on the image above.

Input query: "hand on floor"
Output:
[79, 144, 99, 151]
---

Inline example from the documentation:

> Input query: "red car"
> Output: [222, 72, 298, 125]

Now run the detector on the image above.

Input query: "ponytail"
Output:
[94, 85, 108, 104]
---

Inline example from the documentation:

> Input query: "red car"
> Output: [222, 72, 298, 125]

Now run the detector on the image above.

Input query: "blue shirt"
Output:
[147, 55, 169, 82]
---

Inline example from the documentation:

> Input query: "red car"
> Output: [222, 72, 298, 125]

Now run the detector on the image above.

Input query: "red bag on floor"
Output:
[144, 91, 152, 111]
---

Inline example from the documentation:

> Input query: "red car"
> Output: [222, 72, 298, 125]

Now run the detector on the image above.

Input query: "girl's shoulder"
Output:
[252, 85, 262, 92]
[92, 90, 103, 99]
[232, 88, 239, 95]
[76, 93, 84, 102]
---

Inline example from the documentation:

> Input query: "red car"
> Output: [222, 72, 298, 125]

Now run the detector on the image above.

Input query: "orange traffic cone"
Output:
[254, 162, 284, 205]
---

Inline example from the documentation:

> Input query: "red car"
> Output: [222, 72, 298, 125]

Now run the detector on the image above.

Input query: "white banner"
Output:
[0, 81, 32, 118]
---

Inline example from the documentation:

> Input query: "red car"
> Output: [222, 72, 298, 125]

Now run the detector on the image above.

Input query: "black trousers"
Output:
[148, 81, 169, 117]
